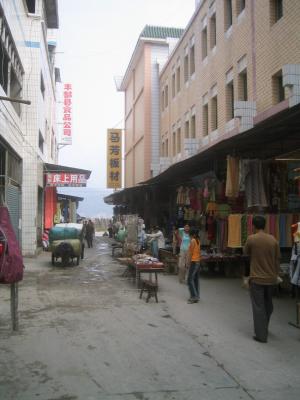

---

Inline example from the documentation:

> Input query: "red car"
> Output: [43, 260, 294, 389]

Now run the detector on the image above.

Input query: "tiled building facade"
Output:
[0, 0, 59, 255]
[118, 26, 184, 187]
[159, 0, 300, 171]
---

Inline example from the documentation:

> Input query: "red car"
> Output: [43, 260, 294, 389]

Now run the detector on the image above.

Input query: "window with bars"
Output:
[185, 120, 190, 138]
[190, 45, 195, 75]
[25, 0, 36, 13]
[238, 70, 248, 101]
[270, 0, 283, 24]
[177, 127, 181, 154]
[202, 104, 209, 136]
[165, 85, 169, 108]
[202, 27, 208, 60]
[272, 70, 285, 104]
[236, 0, 246, 15]
[226, 81, 234, 121]
[161, 90, 165, 112]
[224, 0, 233, 31]
[211, 96, 218, 131]
[38, 131, 44, 153]
[176, 66, 181, 93]
[210, 13, 217, 49]
[172, 72, 176, 98]
[172, 130, 176, 156]
[184, 52, 189, 82]
[190, 114, 196, 138]
[165, 138, 169, 157]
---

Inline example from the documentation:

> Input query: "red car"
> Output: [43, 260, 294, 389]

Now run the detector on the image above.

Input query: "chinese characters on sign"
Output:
[46, 173, 87, 187]
[107, 129, 122, 189]
[61, 83, 72, 145]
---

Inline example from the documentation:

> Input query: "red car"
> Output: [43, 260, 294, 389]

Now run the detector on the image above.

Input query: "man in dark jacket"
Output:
[85, 220, 95, 248]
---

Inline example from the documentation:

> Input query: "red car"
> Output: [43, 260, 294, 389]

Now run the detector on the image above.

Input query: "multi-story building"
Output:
[159, 0, 300, 171]
[0, 0, 60, 255]
[117, 25, 184, 187]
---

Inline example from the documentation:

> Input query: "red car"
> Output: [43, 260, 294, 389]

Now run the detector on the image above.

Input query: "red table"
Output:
[134, 262, 164, 287]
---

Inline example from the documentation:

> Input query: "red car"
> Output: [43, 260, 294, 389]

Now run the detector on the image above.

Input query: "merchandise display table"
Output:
[201, 253, 249, 277]
[134, 261, 164, 287]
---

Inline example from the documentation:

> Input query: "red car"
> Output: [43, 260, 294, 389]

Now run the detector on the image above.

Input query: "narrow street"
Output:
[0, 237, 299, 400]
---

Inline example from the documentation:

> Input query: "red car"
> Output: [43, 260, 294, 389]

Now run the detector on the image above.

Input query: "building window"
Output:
[270, 0, 283, 24]
[224, 0, 233, 31]
[210, 13, 217, 49]
[226, 81, 234, 120]
[184, 51, 189, 82]
[165, 138, 169, 157]
[185, 120, 190, 138]
[272, 70, 285, 104]
[165, 85, 169, 108]
[38, 131, 44, 153]
[172, 130, 176, 156]
[40, 73, 45, 99]
[25, 0, 36, 13]
[176, 65, 181, 93]
[161, 90, 165, 112]
[236, 0, 245, 15]
[10, 69, 22, 116]
[211, 96, 218, 131]
[238, 69, 248, 101]
[190, 45, 195, 75]
[177, 127, 181, 154]
[161, 141, 165, 157]
[202, 104, 209, 136]
[202, 27, 208, 60]
[191, 114, 196, 138]
[172, 72, 176, 98]
[0, 44, 9, 93]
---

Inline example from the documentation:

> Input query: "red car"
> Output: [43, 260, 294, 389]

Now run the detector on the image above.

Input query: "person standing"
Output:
[86, 219, 95, 248]
[146, 226, 165, 259]
[187, 228, 201, 303]
[244, 215, 280, 343]
[177, 224, 191, 283]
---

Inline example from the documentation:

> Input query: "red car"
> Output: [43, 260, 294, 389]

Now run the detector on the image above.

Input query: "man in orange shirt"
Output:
[187, 228, 201, 304]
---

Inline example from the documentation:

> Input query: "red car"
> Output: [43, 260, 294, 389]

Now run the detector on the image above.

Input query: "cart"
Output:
[49, 223, 84, 267]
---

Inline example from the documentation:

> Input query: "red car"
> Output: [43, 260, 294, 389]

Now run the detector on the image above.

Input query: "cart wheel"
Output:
[76, 256, 80, 266]
[81, 244, 84, 259]
[51, 253, 55, 266]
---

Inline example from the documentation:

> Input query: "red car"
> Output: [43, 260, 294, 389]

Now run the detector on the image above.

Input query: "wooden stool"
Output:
[139, 279, 158, 303]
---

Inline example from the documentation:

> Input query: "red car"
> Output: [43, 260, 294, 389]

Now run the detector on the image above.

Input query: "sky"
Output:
[56, 0, 195, 189]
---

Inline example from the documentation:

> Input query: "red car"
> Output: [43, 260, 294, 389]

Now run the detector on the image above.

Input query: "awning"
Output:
[44, 163, 91, 177]
[57, 193, 84, 202]
[105, 103, 300, 206]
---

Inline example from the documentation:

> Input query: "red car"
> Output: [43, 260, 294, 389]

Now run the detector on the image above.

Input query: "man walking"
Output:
[244, 215, 280, 343]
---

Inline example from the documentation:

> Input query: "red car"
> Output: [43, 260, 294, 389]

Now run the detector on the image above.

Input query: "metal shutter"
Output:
[6, 184, 21, 243]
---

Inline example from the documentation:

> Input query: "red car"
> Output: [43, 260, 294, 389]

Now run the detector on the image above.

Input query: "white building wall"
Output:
[0, 0, 59, 255]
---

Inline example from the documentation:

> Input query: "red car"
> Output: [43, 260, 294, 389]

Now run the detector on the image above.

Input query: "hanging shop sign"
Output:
[107, 129, 122, 189]
[61, 83, 72, 145]
[46, 173, 87, 187]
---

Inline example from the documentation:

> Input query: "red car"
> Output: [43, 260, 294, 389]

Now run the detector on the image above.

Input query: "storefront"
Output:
[43, 163, 91, 232]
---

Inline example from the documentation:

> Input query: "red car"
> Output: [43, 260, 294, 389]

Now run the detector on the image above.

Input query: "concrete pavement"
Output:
[0, 237, 299, 400]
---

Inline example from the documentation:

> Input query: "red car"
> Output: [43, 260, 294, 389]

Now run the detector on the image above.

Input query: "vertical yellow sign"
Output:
[107, 129, 122, 189]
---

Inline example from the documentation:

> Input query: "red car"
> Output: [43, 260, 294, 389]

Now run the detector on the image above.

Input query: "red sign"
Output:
[62, 83, 72, 145]
[46, 173, 87, 187]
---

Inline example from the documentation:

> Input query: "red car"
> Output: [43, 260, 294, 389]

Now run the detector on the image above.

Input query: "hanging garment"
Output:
[286, 214, 293, 248]
[247, 215, 253, 236]
[207, 216, 216, 242]
[176, 186, 185, 205]
[244, 160, 268, 208]
[279, 214, 287, 247]
[0, 206, 24, 284]
[269, 214, 277, 238]
[241, 215, 248, 246]
[228, 214, 242, 248]
[226, 156, 240, 198]
[290, 242, 300, 287]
